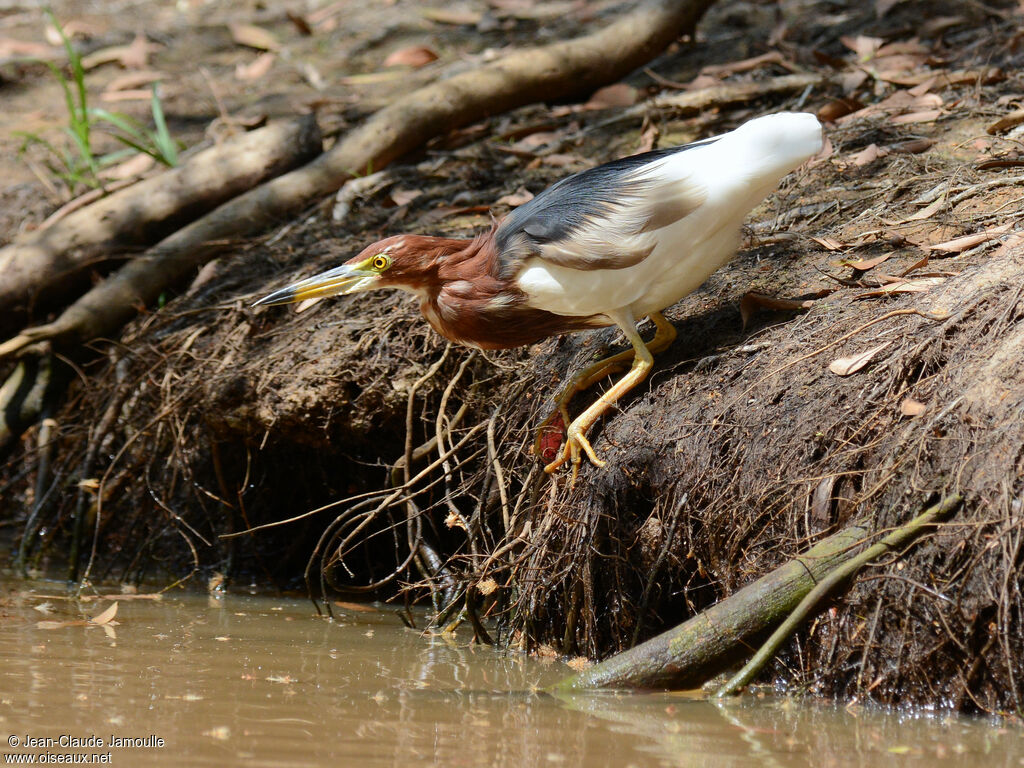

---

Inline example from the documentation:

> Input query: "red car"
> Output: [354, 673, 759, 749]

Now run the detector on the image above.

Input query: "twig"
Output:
[39, 178, 139, 229]
[399, 343, 453, 606]
[436, 354, 475, 537]
[486, 407, 511, 535]
[948, 174, 1024, 206]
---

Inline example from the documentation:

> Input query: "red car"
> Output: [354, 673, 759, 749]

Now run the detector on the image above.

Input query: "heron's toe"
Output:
[567, 423, 604, 468]
[543, 426, 606, 478]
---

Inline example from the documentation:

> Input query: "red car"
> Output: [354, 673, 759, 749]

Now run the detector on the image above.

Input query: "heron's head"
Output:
[254, 235, 455, 307]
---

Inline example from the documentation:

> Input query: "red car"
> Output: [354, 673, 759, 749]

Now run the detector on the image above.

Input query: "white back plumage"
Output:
[515, 112, 823, 321]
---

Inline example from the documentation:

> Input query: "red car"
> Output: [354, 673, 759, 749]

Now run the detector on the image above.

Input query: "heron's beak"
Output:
[253, 264, 380, 307]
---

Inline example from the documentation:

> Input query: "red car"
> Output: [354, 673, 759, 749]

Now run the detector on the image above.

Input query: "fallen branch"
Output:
[0, 0, 717, 362]
[715, 493, 962, 697]
[0, 117, 322, 335]
[553, 494, 961, 691]
[553, 524, 872, 690]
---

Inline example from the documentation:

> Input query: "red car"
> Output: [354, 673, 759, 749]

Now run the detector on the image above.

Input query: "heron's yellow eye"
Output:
[371, 254, 390, 271]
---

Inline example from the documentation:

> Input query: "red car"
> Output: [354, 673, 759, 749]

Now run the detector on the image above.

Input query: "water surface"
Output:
[1, 582, 1020, 767]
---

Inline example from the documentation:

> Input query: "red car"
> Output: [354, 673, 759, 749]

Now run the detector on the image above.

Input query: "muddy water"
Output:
[0, 583, 1021, 768]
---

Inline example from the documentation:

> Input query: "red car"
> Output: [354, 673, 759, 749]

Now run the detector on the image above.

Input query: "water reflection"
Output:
[0, 583, 1020, 768]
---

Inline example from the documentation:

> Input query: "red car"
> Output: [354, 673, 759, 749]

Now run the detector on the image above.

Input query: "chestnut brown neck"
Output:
[385, 229, 500, 296]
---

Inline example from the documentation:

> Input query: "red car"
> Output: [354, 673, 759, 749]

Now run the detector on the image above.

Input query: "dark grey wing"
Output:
[494, 139, 714, 278]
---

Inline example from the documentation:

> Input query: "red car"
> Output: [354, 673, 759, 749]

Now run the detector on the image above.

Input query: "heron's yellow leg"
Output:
[534, 347, 635, 446]
[534, 313, 676, 455]
[642, 311, 678, 355]
[543, 312, 676, 478]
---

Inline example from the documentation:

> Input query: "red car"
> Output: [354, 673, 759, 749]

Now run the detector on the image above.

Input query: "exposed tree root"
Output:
[0, 349, 62, 456]
[0, 117, 322, 336]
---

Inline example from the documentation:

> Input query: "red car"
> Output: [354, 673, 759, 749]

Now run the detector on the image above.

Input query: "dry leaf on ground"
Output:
[986, 109, 1024, 135]
[840, 34, 884, 61]
[900, 398, 927, 416]
[739, 292, 817, 329]
[928, 224, 1011, 253]
[340, 70, 407, 85]
[35, 600, 119, 630]
[229, 23, 280, 51]
[891, 109, 942, 125]
[91, 602, 119, 625]
[286, 10, 313, 36]
[829, 341, 892, 376]
[105, 70, 169, 92]
[539, 153, 585, 167]
[98, 89, 153, 102]
[902, 195, 945, 223]
[843, 252, 892, 271]
[0, 38, 58, 59]
[496, 187, 534, 206]
[236, 52, 276, 81]
[584, 83, 638, 109]
[384, 45, 439, 68]
[514, 131, 560, 151]
[390, 188, 423, 206]
[889, 138, 934, 154]
[81, 34, 159, 70]
[420, 8, 482, 25]
[851, 143, 885, 166]
[818, 97, 863, 122]
[898, 255, 930, 276]
[811, 236, 844, 251]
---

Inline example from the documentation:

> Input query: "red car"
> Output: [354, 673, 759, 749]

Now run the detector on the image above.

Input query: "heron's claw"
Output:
[543, 421, 605, 482]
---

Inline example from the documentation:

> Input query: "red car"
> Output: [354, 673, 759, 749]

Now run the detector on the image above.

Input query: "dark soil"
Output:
[2, 0, 1022, 713]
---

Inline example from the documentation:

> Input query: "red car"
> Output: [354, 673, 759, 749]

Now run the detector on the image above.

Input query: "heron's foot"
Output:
[537, 311, 673, 481]
[534, 347, 635, 468]
[543, 419, 605, 482]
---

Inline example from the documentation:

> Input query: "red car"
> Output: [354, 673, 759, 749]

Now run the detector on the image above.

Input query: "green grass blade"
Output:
[63, 125, 100, 181]
[96, 147, 137, 168]
[45, 12, 95, 172]
[149, 84, 178, 166]
[90, 107, 148, 139]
